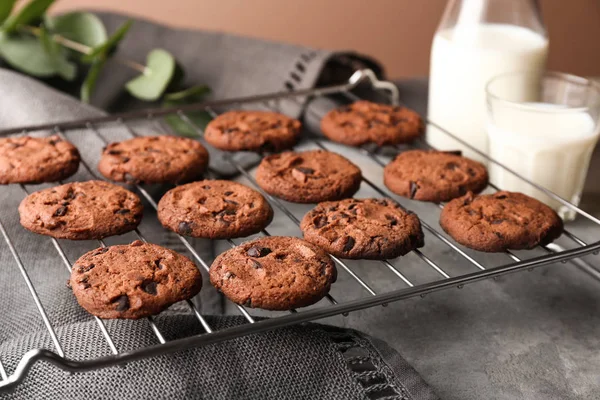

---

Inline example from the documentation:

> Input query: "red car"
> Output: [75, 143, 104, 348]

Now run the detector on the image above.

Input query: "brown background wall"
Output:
[52, 0, 600, 78]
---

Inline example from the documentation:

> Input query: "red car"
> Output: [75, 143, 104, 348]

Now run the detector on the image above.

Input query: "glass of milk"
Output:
[428, 0, 548, 162]
[486, 71, 600, 221]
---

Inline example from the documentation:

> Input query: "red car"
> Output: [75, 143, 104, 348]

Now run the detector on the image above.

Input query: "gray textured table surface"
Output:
[224, 80, 600, 400]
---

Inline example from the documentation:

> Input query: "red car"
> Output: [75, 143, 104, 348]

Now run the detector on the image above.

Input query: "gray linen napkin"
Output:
[0, 13, 437, 400]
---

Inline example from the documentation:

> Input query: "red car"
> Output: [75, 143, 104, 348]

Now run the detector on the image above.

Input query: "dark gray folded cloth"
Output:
[0, 12, 438, 400]
[0, 316, 436, 400]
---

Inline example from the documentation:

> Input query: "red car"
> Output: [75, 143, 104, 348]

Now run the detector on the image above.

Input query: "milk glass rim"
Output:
[485, 70, 600, 114]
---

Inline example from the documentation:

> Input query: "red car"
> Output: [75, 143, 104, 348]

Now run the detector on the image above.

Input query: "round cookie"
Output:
[70, 240, 202, 319]
[0, 135, 80, 184]
[320, 100, 424, 147]
[158, 180, 273, 239]
[204, 110, 301, 152]
[210, 236, 336, 310]
[19, 180, 143, 240]
[440, 191, 563, 253]
[384, 150, 488, 202]
[255, 150, 362, 204]
[98, 135, 209, 184]
[301, 198, 424, 260]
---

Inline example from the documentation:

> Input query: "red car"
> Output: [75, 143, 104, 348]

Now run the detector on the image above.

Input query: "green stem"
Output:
[21, 25, 148, 74]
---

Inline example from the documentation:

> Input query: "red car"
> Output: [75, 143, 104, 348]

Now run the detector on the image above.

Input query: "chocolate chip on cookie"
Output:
[158, 180, 273, 239]
[204, 110, 301, 152]
[210, 236, 336, 310]
[320, 101, 424, 147]
[19, 180, 143, 240]
[0, 135, 80, 184]
[255, 150, 362, 203]
[440, 191, 563, 252]
[301, 198, 424, 259]
[70, 240, 202, 319]
[98, 135, 209, 184]
[384, 150, 488, 202]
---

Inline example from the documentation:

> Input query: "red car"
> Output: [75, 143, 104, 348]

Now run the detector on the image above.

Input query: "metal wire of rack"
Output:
[0, 69, 599, 392]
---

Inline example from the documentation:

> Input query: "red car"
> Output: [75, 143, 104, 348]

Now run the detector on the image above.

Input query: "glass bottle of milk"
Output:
[427, 0, 548, 162]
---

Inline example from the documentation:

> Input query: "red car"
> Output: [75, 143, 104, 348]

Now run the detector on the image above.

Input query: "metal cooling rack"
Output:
[0, 69, 599, 391]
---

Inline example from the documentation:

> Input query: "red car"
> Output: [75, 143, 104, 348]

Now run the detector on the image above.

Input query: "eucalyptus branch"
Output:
[21, 25, 88, 53]
[0, 0, 209, 124]
[20, 25, 148, 74]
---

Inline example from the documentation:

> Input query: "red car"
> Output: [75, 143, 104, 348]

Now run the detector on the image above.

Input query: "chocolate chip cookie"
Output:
[158, 180, 273, 239]
[384, 150, 488, 202]
[98, 135, 209, 184]
[0, 135, 80, 184]
[204, 110, 301, 152]
[70, 240, 202, 319]
[19, 180, 143, 240]
[210, 236, 336, 310]
[255, 150, 362, 203]
[440, 191, 563, 253]
[320, 101, 424, 147]
[300, 198, 424, 259]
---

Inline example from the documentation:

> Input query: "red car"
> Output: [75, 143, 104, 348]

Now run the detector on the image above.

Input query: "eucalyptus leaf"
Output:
[82, 19, 132, 63]
[39, 25, 76, 80]
[165, 85, 210, 102]
[0, 33, 56, 77]
[81, 59, 105, 103]
[125, 49, 175, 101]
[164, 111, 212, 137]
[45, 12, 107, 48]
[0, 0, 17, 25]
[2, 0, 55, 33]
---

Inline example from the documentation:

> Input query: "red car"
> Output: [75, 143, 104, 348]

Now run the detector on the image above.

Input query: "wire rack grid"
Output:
[0, 69, 599, 392]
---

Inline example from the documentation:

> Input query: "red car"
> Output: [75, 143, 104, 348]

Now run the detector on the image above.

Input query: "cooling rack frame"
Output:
[0, 69, 598, 392]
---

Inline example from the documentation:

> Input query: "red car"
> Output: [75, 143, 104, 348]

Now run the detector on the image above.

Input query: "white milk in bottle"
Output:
[427, 0, 548, 162]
